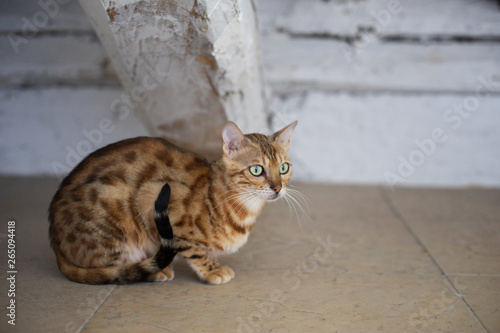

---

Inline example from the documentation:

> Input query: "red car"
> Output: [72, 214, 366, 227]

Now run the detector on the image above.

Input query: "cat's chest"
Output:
[219, 217, 255, 254]
[222, 231, 250, 254]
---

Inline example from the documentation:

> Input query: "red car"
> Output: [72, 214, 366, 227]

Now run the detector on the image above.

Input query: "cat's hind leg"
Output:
[146, 264, 175, 282]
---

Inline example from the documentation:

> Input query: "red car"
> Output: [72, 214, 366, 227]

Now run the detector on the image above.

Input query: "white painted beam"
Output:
[77, 0, 267, 157]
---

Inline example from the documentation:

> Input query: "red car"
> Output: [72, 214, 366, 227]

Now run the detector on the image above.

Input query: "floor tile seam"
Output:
[234, 268, 445, 276]
[77, 285, 117, 333]
[377, 187, 446, 275]
[446, 273, 500, 278]
[378, 186, 490, 333]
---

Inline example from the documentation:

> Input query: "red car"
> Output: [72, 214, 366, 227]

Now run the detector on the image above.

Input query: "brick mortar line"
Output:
[0, 30, 97, 38]
[1, 81, 122, 90]
[280, 29, 500, 44]
[269, 86, 500, 98]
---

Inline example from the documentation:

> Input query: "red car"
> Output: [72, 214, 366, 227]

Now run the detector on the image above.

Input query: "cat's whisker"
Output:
[235, 197, 251, 217]
[289, 199, 302, 228]
[281, 193, 294, 226]
[283, 195, 302, 229]
[286, 187, 309, 200]
[284, 187, 311, 213]
[223, 189, 254, 217]
[288, 188, 310, 212]
[222, 194, 257, 220]
[287, 192, 311, 225]
[214, 181, 241, 195]
[227, 197, 252, 217]
[226, 198, 244, 217]
[232, 198, 251, 218]
[281, 187, 311, 228]
[214, 195, 241, 211]
[215, 186, 244, 198]
[286, 198, 311, 223]
[213, 190, 251, 210]
[234, 192, 260, 217]
[214, 193, 243, 209]
[247, 193, 264, 213]
[286, 187, 312, 208]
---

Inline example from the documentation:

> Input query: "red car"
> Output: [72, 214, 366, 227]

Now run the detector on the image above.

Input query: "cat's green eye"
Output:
[279, 162, 290, 175]
[249, 165, 264, 176]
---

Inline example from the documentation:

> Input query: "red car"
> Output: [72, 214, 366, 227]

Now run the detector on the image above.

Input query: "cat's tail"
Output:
[54, 245, 176, 284]
[55, 183, 177, 285]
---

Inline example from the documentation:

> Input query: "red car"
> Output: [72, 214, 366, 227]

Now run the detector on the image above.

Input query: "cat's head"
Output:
[221, 121, 298, 202]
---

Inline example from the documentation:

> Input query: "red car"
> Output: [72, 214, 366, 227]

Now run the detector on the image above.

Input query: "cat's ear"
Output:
[272, 120, 298, 151]
[222, 122, 247, 157]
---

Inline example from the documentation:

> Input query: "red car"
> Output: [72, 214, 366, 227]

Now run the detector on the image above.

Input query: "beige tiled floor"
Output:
[0, 177, 498, 332]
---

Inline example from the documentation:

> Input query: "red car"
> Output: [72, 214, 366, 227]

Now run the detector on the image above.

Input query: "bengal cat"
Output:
[49, 121, 298, 285]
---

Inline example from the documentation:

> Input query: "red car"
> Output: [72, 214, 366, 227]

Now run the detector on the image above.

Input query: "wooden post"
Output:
[78, 0, 267, 158]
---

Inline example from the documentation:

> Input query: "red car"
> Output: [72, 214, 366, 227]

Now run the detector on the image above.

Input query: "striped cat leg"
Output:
[180, 247, 235, 285]
[148, 182, 177, 282]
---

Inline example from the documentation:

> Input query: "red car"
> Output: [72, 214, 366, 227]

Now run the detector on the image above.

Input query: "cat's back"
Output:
[50, 136, 210, 211]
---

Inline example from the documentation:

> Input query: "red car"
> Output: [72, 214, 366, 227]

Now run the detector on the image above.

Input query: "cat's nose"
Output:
[272, 185, 282, 194]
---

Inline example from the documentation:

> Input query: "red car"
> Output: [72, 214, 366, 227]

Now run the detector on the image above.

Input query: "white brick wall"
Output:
[0, 0, 499, 188]
[0, 88, 148, 178]
[272, 91, 500, 187]
[264, 0, 500, 188]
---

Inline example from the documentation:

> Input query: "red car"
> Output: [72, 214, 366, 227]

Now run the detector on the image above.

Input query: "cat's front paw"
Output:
[203, 266, 235, 285]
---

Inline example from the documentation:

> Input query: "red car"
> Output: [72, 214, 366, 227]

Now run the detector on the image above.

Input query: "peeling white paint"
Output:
[78, 0, 266, 154]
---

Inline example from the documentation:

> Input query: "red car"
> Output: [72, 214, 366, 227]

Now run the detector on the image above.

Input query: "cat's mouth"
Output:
[253, 187, 286, 202]
[263, 190, 284, 202]
[268, 194, 281, 202]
